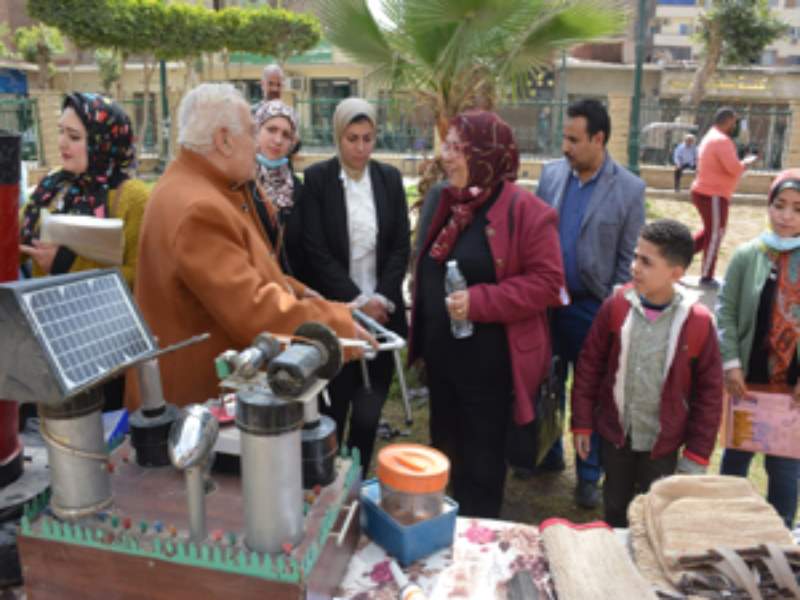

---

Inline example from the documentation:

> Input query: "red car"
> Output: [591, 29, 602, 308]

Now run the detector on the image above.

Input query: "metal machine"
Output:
[1, 270, 366, 598]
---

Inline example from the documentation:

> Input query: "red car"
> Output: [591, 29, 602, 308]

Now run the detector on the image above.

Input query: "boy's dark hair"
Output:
[567, 99, 610, 146]
[640, 219, 694, 269]
[714, 106, 737, 125]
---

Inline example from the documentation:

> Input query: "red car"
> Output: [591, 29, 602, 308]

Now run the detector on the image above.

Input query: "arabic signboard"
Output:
[663, 71, 771, 97]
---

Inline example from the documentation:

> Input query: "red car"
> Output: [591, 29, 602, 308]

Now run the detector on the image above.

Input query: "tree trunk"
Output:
[680, 17, 722, 118]
[37, 43, 49, 89]
[222, 49, 230, 81]
[137, 57, 155, 157]
[67, 42, 77, 91]
[115, 51, 128, 101]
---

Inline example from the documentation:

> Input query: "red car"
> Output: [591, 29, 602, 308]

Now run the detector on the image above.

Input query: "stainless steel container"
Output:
[39, 391, 111, 519]
[236, 388, 305, 553]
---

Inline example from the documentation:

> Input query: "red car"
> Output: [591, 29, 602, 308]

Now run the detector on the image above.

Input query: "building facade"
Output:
[652, 0, 800, 66]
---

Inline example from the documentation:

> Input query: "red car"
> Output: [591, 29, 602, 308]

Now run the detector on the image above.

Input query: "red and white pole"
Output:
[0, 131, 22, 487]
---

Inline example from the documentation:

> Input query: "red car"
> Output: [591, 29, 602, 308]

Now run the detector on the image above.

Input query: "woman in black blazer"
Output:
[302, 97, 410, 475]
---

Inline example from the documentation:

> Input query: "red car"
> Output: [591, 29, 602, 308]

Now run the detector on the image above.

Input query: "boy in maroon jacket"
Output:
[571, 219, 723, 527]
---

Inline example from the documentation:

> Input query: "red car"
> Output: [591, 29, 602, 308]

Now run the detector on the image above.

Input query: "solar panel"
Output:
[22, 273, 154, 392]
[0, 269, 157, 406]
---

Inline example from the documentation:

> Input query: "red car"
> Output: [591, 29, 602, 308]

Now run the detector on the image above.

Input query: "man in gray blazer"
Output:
[536, 99, 646, 509]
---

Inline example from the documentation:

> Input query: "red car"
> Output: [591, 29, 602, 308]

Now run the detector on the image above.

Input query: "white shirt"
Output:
[340, 169, 378, 298]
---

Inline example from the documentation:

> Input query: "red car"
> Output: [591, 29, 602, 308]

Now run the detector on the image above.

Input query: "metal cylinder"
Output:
[236, 388, 304, 553]
[42, 403, 111, 519]
[185, 466, 206, 543]
[240, 428, 304, 553]
[137, 359, 167, 414]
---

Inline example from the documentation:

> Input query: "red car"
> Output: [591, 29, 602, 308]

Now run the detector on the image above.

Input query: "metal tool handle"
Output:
[353, 309, 413, 426]
[353, 309, 406, 353]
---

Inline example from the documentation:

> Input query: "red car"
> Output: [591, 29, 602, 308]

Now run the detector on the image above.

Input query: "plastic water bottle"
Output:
[444, 260, 473, 339]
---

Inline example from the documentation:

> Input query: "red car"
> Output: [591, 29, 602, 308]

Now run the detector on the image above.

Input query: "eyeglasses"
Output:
[441, 140, 466, 155]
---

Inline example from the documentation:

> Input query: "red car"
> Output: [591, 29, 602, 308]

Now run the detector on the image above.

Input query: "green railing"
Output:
[0, 97, 41, 162]
[638, 99, 792, 170]
[295, 97, 435, 154]
[293, 97, 571, 157]
[119, 97, 158, 154]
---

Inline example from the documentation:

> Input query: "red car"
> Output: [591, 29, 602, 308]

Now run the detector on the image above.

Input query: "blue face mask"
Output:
[760, 230, 800, 252]
[256, 153, 289, 169]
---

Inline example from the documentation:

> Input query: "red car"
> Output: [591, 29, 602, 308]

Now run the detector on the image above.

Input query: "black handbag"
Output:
[505, 354, 565, 470]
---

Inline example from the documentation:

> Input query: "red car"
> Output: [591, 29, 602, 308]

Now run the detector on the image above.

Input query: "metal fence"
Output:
[638, 99, 792, 170]
[295, 97, 435, 154]
[293, 96, 612, 158]
[119, 97, 158, 155]
[0, 97, 41, 162]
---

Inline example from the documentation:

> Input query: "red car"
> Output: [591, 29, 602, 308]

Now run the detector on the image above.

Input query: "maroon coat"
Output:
[409, 180, 565, 425]
[571, 287, 723, 463]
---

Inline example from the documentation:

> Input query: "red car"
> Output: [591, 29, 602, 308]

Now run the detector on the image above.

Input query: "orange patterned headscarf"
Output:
[429, 111, 519, 262]
[767, 249, 800, 383]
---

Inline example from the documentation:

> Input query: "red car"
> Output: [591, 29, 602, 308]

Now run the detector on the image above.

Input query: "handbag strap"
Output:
[710, 547, 763, 600]
[761, 543, 800, 597]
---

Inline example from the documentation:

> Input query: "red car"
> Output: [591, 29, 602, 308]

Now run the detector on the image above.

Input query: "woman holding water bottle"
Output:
[408, 110, 565, 518]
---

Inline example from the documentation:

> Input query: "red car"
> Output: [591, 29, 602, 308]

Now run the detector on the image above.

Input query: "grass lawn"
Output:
[368, 195, 782, 526]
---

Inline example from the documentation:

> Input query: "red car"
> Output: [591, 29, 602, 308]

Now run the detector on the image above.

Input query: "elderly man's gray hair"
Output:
[177, 83, 247, 154]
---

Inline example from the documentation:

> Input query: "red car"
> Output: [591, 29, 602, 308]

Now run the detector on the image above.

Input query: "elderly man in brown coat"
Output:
[131, 83, 367, 408]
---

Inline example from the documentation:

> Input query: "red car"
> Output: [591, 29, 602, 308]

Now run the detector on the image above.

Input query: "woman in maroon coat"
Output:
[409, 111, 565, 517]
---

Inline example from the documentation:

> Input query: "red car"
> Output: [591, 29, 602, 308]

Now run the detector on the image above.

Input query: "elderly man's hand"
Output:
[361, 297, 389, 324]
[354, 322, 379, 350]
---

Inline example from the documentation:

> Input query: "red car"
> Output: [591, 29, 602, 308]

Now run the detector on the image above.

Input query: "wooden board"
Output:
[17, 441, 361, 599]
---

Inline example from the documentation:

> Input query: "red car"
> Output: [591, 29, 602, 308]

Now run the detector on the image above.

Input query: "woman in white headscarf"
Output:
[252, 99, 308, 282]
[302, 97, 410, 475]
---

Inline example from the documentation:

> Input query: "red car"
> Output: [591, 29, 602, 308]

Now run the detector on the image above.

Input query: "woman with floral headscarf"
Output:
[408, 110, 565, 518]
[716, 168, 800, 528]
[19, 92, 148, 290]
[252, 99, 308, 282]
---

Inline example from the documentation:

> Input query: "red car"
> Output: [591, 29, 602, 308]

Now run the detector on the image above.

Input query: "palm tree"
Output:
[314, 0, 627, 140]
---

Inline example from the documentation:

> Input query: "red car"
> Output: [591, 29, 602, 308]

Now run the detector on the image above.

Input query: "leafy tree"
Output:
[220, 5, 320, 76]
[314, 0, 625, 139]
[683, 0, 788, 109]
[27, 0, 321, 152]
[14, 24, 65, 89]
[0, 23, 17, 59]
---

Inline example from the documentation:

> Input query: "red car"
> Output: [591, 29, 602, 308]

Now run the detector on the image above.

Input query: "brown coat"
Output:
[128, 149, 355, 408]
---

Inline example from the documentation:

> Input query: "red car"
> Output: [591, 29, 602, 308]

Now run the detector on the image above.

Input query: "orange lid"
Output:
[376, 444, 450, 494]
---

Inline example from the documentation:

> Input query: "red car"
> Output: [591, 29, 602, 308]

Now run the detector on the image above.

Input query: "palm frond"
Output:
[314, 0, 627, 121]
[314, 0, 394, 69]
[500, 0, 627, 77]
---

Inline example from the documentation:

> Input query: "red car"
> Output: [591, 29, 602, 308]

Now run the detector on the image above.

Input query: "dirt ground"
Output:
[375, 196, 777, 526]
[647, 195, 767, 279]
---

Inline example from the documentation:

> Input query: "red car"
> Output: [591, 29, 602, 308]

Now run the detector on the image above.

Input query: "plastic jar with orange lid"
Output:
[376, 444, 450, 526]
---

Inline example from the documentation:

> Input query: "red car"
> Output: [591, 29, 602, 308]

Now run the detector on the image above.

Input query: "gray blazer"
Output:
[536, 156, 645, 300]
